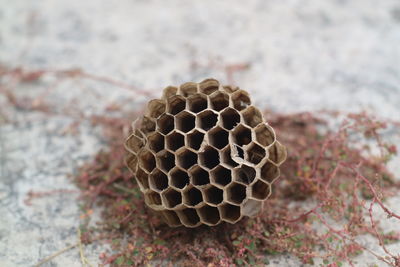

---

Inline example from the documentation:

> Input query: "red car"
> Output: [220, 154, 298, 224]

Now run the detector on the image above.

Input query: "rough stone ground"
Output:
[0, 0, 399, 266]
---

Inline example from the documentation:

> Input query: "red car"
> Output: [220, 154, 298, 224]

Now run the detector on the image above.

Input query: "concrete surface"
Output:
[1, 0, 400, 266]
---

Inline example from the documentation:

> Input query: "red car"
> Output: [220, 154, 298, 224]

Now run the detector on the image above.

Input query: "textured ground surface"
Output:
[1, 0, 400, 266]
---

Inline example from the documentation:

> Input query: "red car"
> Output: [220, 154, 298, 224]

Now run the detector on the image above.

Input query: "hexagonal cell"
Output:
[189, 166, 210, 186]
[268, 141, 287, 165]
[161, 188, 182, 209]
[203, 186, 223, 205]
[183, 187, 203, 206]
[157, 113, 174, 135]
[169, 167, 190, 189]
[245, 142, 266, 165]
[251, 180, 271, 200]
[241, 106, 263, 128]
[222, 85, 238, 94]
[147, 132, 164, 153]
[260, 161, 280, 183]
[232, 124, 252, 146]
[160, 210, 181, 227]
[166, 131, 184, 151]
[199, 146, 219, 169]
[179, 82, 198, 97]
[176, 111, 195, 133]
[146, 99, 166, 119]
[254, 123, 275, 147]
[210, 166, 232, 186]
[149, 169, 168, 192]
[167, 95, 186, 115]
[199, 78, 220, 95]
[125, 134, 144, 154]
[156, 150, 175, 172]
[140, 116, 156, 134]
[135, 167, 149, 189]
[219, 203, 241, 223]
[187, 94, 207, 113]
[162, 86, 178, 99]
[226, 182, 247, 204]
[208, 127, 229, 149]
[209, 91, 229, 111]
[177, 208, 200, 227]
[197, 110, 218, 131]
[186, 130, 205, 150]
[221, 108, 241, 130]
[241, 199, 263, 217]
[138, 149, 156, 173]
[233, 165, 256, 184]
[176, 148, 198, 170]
[198, 205, 221, 225]
[231, 90, 251, 111]
[144, 190, 162, 206]
[220, 146, 239, 167]
[125, 153, 138, 172]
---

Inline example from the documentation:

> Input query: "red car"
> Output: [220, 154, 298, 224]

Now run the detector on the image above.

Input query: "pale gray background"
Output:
[1, 0, 399, 266]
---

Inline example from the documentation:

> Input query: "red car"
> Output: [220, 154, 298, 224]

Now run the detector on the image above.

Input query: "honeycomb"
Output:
[124, 79, 286, 227]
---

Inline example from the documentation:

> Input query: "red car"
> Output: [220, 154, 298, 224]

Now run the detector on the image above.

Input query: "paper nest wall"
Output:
[124, 78, 287, 227]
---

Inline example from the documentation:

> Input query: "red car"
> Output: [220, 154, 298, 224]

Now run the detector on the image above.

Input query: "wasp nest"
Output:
[125, 79, 286, 227]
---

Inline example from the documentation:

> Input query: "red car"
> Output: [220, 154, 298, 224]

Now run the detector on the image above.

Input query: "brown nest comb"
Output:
[125, 79, 286, 227]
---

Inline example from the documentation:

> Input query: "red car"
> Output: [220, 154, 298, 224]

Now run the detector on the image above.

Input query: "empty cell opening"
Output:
[161, 210, 180, 226]
[170, 168, 190, 189]
[260, 161, 279, 183]
[184, 187, 203, 206]
[198, 206, 220, 225]
[149, 169, 168, 191]
[180, 82, 198, 97]
[176, 112, 195, 133]
[188, 94, 207, 113]
[140, 116, 156, 134]
[251, 180, 271, 200]
[199, 79, 220, 95]
[199, 147, 220, 169]
[208, 127, 229, 149]
[220, 204, 241, 222]
[166, 132, 185, 151]
[221, 108, 241, 130]
[211, 166, 232, 186]
[242, 106, 263, 128]
[268, 142, 286, 165]
[180, 208, 200, 226]
[167, 95, 186, 115]
[146, 191, 162, 205]
[146, 99, 166, 118]
[147, 133, 164, 153]
[232, 125, 252, 146]
[135, 167, 149, 189]
[232, 90, 251, 111]
[190, 167, 210, 186]
[245, 143, 266, 164]
[162, 86, 178, 99]
[177, 149, 198, 169]
[157, 114, 174, 135]
[157, 151, 175, 172]
[125, 134, 144, 153]
[255, 124, 275, 147]
[204, 187, 223, 205]
[186, 130, 205, 150]
[125, 154, 137, 170]
[139, 150, 156, 172]
[227, 183, 246, 204]
[197, 111, 218, 130]
[221, 147, 239, 167]
[234, 165, 256, 184]
[163, 189, 182, 208]
[210, 91, 229, 111]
